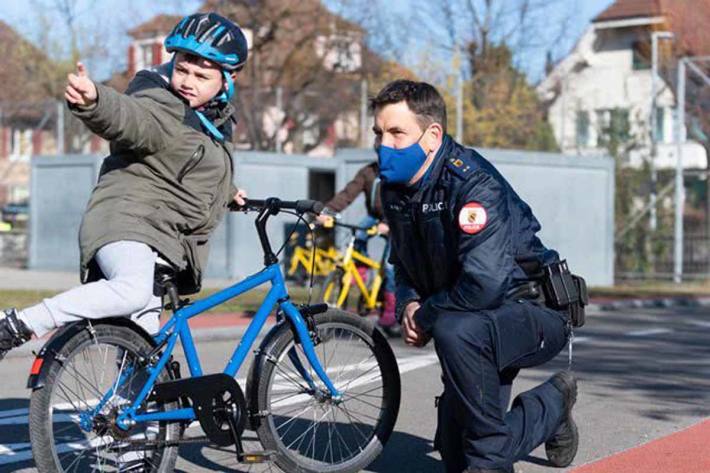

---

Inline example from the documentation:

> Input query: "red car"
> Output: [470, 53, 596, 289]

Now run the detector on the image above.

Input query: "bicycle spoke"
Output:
[342, 392, 382, 410]
[340, 361, 382, 392]
[67, 358, 106, 401]
[273, 361, 311, 393]
[334, 404, 371, 444]
[284, 408, 331, 452]
[55, 378, 93, 414]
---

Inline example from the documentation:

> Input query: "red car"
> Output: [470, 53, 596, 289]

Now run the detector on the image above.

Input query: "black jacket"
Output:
[382, 136, 559, 332]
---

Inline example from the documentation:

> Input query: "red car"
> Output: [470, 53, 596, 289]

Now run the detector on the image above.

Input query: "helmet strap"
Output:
[216, 70, 235, 103]
[195, 110, 225, 141]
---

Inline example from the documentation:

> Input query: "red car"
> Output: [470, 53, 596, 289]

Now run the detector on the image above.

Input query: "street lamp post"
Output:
[673, 58, 686, 283]
[650, 31, 674, 232]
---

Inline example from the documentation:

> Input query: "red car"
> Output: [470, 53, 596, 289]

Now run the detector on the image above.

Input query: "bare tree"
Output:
[420, 0, 577, 76]
[198, 0, 366, 152]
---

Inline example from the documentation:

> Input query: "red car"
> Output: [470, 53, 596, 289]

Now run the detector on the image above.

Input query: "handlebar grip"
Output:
[295, 200, 324, 215]
[228, 198, 265, 211]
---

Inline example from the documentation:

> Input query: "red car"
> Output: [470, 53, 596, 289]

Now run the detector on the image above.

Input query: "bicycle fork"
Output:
[280, 301, 343, 402]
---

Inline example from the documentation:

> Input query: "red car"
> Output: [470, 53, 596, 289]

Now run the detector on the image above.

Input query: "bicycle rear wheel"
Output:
[29, 323, 180, 473]
[251, 309, 401, 473]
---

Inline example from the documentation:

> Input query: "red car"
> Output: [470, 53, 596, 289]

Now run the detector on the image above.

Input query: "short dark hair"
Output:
[370, 80, 447, 133]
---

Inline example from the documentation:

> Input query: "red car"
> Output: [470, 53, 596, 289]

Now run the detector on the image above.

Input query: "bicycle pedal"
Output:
[239, 450, 275, 464]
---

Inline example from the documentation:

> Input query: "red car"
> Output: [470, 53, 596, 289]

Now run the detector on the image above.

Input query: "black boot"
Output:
[545, 371, 579, 467]
[0, 308, 33, 360]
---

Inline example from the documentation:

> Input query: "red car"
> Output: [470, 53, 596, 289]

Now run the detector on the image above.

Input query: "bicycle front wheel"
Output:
[252, 309, 401, 473]
[29, 323, 180, 473]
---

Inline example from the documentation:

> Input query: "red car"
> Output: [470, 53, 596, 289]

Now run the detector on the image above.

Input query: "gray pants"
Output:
[20, 241, 163, 337]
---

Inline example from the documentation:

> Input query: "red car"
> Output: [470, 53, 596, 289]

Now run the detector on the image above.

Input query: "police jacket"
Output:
[382, 135, 558, 333]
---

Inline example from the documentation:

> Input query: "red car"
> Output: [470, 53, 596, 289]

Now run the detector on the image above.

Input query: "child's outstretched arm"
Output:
[66, 62, 173, 154]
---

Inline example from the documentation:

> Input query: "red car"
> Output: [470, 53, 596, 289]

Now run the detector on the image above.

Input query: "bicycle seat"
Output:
[153, 257, 178, 297]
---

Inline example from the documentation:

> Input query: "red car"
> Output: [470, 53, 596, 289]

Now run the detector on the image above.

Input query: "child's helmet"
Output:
[165, 13, 248, 71]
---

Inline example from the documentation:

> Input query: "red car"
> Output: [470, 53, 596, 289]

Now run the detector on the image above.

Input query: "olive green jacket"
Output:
[71, 70, 236, 293]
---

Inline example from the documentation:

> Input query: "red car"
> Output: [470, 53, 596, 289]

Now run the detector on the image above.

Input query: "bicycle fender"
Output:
[26, 318, 157, 390]
[245, 320, 289, 426]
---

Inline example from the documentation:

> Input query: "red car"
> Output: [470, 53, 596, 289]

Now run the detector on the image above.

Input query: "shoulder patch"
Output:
[458, 202, 488, 234]
[446, 154, 477, 179]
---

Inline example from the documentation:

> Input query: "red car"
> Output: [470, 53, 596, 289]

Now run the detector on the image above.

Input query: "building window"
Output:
[632, 41, 651, 70]
[654, 106, 665, 143]
[576, 110, 590, 148]
[610, 108, 630, 141]
[596, 108, 630, 145]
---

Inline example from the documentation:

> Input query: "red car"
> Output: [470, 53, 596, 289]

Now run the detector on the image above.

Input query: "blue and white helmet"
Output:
[165, 13, 248, 72]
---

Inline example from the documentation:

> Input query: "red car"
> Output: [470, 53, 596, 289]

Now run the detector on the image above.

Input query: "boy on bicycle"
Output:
[0, 13, 249, 359]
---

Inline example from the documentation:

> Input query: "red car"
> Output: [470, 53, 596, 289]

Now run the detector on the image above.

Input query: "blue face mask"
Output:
[377, 131, 429, 184]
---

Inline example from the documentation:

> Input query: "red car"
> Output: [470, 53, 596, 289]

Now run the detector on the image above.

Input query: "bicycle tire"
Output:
[251, 309, 401, 473]
[29, 323, 180, 473]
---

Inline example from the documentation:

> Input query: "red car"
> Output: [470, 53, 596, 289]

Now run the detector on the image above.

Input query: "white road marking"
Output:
[687, 320, 710, 329]
[626, 328, 673, 337]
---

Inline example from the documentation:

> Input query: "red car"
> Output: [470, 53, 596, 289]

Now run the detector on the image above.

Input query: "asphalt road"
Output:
[1, 305, 708, 472]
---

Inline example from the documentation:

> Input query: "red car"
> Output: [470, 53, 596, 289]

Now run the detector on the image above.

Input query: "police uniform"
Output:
[383, 135, 570, 472]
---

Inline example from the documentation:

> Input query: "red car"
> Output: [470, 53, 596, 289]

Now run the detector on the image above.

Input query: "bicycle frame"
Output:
[288, 245, 338, 277]
[98, 262, 342, 430]
[332, 233, 385, 310]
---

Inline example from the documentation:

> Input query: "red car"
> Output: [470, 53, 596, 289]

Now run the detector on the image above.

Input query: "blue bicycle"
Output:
[26, 198, 401, 473]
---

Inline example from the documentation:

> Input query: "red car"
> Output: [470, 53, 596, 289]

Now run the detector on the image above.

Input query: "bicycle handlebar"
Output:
[330, 221, 374, 232]
[231, 197, 324, 215]
[230, 197, 325, 266]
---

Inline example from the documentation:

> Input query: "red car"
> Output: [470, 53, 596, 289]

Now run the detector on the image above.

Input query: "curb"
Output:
[591, 296, 710, 311]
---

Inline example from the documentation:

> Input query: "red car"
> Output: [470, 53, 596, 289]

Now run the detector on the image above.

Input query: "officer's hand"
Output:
[233, 188, 247, 206]
[65, 62, 98, 108]
[403, 302, 430, 347]
[376, 222, 389, 235]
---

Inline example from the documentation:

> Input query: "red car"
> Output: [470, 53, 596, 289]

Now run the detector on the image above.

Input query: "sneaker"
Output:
[545, 371, 579, 467]
[0, 308, 33, 360]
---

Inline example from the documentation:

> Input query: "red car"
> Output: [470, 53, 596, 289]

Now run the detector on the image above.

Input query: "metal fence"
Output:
[616, 234, 710, 281]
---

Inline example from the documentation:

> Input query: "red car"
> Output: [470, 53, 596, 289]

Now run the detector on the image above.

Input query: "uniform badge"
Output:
[458, 202, 487, 234]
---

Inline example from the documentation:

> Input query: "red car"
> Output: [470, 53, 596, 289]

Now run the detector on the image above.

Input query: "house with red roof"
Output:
[537, 0, 708, 170]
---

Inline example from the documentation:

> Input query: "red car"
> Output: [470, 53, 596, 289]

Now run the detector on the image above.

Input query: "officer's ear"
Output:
[423, 122, 444, 153]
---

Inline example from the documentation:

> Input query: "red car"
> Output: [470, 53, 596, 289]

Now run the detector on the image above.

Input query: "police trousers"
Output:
[431, 299, 569, 472]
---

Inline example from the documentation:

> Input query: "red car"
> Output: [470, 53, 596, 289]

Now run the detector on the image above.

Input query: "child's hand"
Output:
[65, 62, 98, 108]
[233, 188, 247, 206]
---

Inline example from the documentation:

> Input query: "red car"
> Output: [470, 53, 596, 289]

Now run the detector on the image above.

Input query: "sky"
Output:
[0, 0, 616, 83]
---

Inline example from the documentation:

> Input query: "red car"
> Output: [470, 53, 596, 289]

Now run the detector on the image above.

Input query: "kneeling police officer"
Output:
[372, 80, 587, 473]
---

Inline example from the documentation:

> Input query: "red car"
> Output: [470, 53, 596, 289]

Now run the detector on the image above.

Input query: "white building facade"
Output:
[537, 4, 706, 170]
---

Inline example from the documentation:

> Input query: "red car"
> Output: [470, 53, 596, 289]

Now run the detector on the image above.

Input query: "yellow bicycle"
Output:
[286, 229, 339, 284]
[319, 221, 388, 316]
